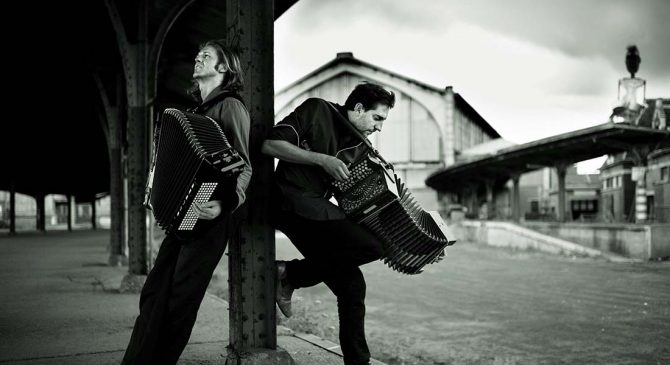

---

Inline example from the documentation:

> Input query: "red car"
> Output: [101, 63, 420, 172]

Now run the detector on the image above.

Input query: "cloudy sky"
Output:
[275, 0, 670, 172]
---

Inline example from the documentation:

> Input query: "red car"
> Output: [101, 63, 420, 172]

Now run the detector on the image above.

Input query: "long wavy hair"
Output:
[189, 39, 244, 100]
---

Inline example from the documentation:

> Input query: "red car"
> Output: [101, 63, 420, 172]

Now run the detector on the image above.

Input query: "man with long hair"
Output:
[121, 39, 251, 365]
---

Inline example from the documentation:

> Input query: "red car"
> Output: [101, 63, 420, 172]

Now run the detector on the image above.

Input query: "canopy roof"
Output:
[426, 123, 670, 192]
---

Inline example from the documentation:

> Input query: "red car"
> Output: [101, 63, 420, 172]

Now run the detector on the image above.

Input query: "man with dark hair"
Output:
[121, 40, 251, 365]
[262, 82, 395, 365]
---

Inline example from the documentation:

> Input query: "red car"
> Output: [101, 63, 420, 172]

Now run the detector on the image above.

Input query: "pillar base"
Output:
[108, 254, 128, 267]
[119, 274, 146, 294]
[225, 347, 294, 365]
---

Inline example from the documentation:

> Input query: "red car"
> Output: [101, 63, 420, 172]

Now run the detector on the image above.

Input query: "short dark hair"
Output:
[344, 82, 395, 111]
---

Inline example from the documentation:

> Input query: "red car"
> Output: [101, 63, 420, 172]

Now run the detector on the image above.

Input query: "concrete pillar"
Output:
[36, 194, 46, 232]
[556, 165, 567, 222]
[485, 180, 495, 220]
[225, 1, 292, 363]
[9, 182, 16, 235]
[634, 167, 648, 222]
[470, 184, 479, 218]
[91, 199, 97, 230]
[626, 145, 652, 223]
[469, 186, 478, 219]
[67, 195, 75, 231]
[512, 175, 520, 222]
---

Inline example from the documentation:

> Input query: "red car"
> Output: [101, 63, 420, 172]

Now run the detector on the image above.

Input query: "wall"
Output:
[523, 221, 670, 260]
[650, 224, 670, 258]
[451, 220, 670, 260]
[648, 149, 670, 222]
[449, 220, 603, 258]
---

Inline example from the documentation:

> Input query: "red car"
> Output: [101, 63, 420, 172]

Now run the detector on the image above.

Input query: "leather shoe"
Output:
[276, 261, 294, 317]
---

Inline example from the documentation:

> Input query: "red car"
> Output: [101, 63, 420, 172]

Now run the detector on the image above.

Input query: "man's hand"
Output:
[262, 139, 351, 181]
[192, 200, 223, 220]
[319, 155, 350, 181]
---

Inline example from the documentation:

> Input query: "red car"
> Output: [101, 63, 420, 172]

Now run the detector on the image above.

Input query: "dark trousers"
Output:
[121, 216, 232, 365]
[274, 211, 384, 365]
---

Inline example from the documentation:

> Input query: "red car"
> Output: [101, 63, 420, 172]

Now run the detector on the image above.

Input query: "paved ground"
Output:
[3, 229, 669, 364]
[0, 230, 384, 365]
[261, 235, 670, 364]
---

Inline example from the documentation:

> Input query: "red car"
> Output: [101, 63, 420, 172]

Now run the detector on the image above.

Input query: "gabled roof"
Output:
[454, 93, 501, 138]
[276, 52, 500, 139]
[277, 52, 447, 95]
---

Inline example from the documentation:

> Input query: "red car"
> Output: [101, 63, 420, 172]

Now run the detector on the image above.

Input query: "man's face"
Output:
[193, 45, 223, 79]
[350, 103, 390, 136]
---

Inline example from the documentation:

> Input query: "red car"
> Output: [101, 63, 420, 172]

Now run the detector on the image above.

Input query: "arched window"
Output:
[377, 94, 440, 163]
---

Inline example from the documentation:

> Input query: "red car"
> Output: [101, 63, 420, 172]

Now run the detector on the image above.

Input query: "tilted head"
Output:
[192, 39, 244, 94]
[344, 82, 396, 136]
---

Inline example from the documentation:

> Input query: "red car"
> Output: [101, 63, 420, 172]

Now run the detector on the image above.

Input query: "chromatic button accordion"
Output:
[331, 155, 456, 274]
[144, 108, 244, 237]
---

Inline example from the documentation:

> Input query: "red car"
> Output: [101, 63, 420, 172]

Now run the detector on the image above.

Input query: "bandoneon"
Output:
[144, 108, 244, 237]
[331, 155, 456, 274]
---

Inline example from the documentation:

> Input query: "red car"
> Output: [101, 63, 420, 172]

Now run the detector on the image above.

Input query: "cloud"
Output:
[285, 0, 670, 78]
[276, 0, 670, 144]
[488, 1, 665, 78]
[281, 0, 453, 33]
[431, 0, 669, 78]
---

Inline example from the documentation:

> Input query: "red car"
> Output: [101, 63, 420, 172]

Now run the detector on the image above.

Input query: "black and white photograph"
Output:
[1, 1, 669, 364]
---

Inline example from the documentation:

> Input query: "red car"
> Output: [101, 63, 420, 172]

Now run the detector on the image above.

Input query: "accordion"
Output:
[331, 155, 455, 274]
[144, 108, 244, 237]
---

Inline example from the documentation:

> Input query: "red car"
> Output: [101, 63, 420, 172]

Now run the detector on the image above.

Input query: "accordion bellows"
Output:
[145, 108, 244, 237]
[332, 156, 455, 274]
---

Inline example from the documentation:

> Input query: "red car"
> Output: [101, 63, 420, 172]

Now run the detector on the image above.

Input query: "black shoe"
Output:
[276, 261, 294, 317]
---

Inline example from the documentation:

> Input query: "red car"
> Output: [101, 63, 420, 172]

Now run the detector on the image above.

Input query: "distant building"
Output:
[599, 155, 635, 222]
[599, 147, 670, 224]
[486, 166, 599, 222]
[600, 98, 670, 223]
[450, 136, 601, 222]
[275, 52, 500, 211]
[549, 168, 600, 222]
[648, 147, 670, 222]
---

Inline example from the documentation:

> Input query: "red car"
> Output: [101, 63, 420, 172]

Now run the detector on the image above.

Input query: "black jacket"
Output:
[267, 98, 369, 220]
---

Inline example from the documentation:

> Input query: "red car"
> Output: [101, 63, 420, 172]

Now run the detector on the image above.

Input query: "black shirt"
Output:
[267, 98, 369, 220]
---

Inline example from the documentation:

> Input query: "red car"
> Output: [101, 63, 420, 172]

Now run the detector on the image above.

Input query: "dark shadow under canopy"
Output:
[2, 0, 298, 201]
